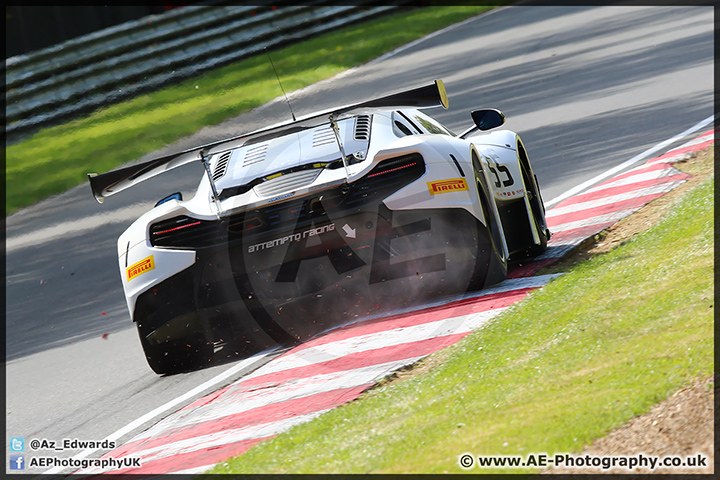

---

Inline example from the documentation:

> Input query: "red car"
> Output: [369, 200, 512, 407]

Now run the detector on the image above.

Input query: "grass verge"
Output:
[209, 151, 713, 474]
[5, 6, 498, 216]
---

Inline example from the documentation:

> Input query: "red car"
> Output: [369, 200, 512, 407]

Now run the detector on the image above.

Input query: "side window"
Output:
[411, 111, 456, 137]
[391, 111, 420, 137]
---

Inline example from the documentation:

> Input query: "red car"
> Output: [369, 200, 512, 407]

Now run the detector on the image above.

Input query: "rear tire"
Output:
[137, 318, 213, 375]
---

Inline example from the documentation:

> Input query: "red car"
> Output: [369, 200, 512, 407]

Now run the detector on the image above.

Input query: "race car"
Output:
[89, 80, 550, 374]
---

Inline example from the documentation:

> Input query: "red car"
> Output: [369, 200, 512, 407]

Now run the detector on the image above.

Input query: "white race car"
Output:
[89, 80, 550, 374]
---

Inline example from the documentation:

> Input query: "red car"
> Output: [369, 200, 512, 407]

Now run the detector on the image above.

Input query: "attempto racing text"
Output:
[248, 223, 336, 253]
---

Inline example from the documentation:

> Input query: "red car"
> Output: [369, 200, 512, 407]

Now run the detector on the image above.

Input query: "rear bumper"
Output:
[136, 206, 499, 353]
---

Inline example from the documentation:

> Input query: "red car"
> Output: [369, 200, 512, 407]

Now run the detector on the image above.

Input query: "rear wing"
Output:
[88, 80, 448, 203]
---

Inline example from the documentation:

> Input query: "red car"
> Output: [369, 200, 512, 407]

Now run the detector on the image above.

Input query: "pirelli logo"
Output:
[427, 178, 469, 195]
[127, 255, 155, 282]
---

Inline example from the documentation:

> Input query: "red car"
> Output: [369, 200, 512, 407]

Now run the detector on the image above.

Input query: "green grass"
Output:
[209, 168, 713, 473]
[5, 6, 498, 215]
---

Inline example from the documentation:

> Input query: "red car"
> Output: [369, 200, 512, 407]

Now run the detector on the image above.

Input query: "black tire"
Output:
[136, 318, 213, 375]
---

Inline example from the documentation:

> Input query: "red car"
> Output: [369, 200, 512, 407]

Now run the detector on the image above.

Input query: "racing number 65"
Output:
[488, 164, 514, 188]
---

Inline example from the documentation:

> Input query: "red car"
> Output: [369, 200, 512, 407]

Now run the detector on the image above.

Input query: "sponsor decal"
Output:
[497, 189, 525, 197]
[248, 224, 336, 253]
[266, 192, 295, 204]
[127, 255, 155, 282]
[427, 178, 469, 195]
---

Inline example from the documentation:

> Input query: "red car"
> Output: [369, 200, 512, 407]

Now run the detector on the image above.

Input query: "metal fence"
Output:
[5, 1, 406, 144]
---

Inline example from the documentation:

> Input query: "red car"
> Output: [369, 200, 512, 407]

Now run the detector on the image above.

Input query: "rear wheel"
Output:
[136, 317, 213, 375]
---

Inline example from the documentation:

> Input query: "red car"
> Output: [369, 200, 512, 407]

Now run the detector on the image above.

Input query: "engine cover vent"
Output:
[254, 169, 322, 198]
[243, 143, 268, 167]
[312, 127, 336, 147]
[354, 115, 371, 140]
[212, 151, 232, 181]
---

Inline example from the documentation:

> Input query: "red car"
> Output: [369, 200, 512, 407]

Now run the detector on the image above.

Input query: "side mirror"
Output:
[471, 108, 505, 131]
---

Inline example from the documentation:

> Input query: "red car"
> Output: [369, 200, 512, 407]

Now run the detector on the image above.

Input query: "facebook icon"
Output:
[10, 455, 25, 470]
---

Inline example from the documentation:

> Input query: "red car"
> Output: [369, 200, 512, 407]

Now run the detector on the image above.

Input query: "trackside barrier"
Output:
[5, 1, 407, 143]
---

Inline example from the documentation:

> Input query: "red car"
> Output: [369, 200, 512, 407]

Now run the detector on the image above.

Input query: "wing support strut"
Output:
[200, 150, 223, 218]
[329, 114, 351, 183]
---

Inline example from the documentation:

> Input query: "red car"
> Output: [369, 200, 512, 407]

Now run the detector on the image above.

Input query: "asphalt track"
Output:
[5, 5, 713, 475]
